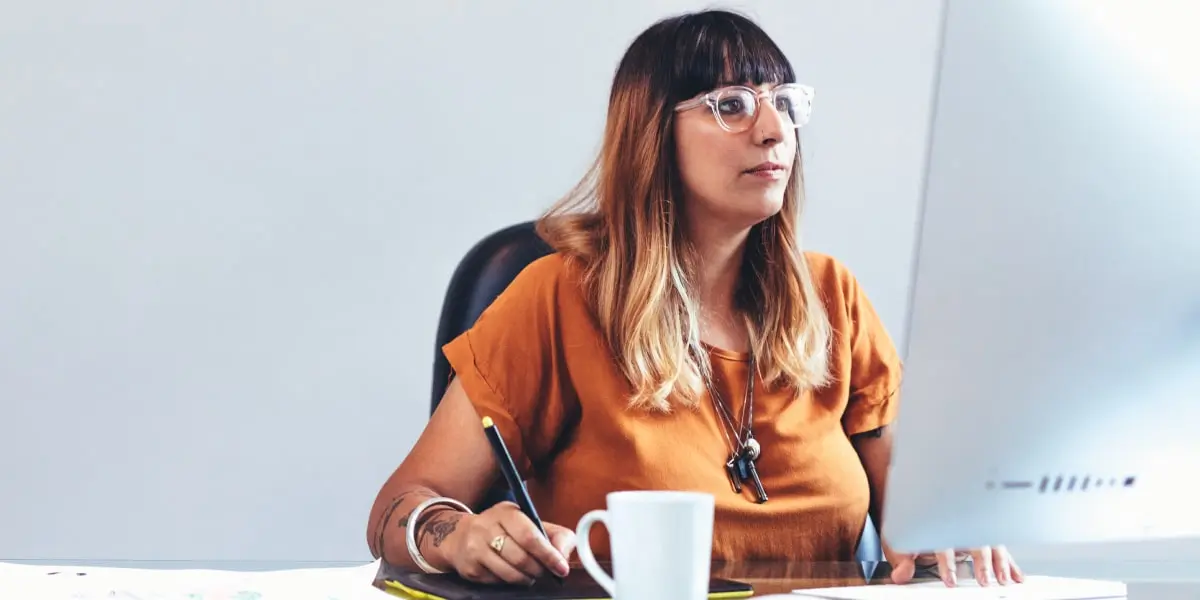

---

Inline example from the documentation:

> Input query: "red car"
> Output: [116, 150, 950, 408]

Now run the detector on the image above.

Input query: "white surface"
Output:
[883, 0, 1200, 555]
[790, 575, 1126, 599]
[0, 0, 942, 563]
[575, 491, 714, 600]
[3, 0, 1196, 566]
[0, 559, 389, 599]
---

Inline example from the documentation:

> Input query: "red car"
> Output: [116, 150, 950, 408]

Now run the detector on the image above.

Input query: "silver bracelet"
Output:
[405, 496, 473, 574]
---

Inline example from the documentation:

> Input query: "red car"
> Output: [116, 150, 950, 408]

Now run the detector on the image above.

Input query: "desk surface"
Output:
[377, 559, 1200, 599]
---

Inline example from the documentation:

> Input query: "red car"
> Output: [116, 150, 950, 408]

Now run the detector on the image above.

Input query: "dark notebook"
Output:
[383, 568, 754, 600]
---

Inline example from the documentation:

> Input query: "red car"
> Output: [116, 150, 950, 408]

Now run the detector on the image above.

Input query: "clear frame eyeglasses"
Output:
[673, 83, 815, 133]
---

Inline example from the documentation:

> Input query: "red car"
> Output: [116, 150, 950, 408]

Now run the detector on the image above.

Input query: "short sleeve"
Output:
[440, 255, 575, 480]
[836, 266, 904, 437]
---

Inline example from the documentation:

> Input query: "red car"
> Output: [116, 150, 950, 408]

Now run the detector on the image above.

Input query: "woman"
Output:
[367, 9, 1020, 589]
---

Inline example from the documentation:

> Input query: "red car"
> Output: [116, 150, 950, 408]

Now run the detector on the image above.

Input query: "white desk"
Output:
[0, 559, 389, 599]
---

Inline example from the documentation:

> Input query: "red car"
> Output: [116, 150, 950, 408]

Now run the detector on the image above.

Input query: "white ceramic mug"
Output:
[575, 490, 715, 600]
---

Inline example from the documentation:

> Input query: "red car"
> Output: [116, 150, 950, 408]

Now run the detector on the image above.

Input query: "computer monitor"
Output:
[881, 0, 1200, 554]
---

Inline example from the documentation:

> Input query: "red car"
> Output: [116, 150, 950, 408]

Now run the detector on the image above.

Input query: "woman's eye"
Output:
[717, 98, 746, 115]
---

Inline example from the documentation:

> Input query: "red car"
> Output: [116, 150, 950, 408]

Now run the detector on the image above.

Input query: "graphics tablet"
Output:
[383, 568, 753, 600]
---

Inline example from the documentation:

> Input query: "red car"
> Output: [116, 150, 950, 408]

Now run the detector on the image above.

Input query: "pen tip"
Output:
[481, 416, 494, 428]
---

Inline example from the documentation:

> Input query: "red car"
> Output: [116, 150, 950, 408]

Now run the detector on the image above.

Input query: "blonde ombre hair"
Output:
[536, 10, 832, 411]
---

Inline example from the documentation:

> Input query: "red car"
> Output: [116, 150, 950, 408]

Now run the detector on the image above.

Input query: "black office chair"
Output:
[429, 220, 883, 564]
[430, 220, 554, 413]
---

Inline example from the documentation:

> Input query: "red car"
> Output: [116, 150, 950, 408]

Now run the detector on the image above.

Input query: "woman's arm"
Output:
[367, 378, 572, 583]
[366, 377, 502, 569]
[854, 424, 1023, 587]
[851, 425, 893, 533]
[853, 426, 934, 581]
[372, 256, 579, 582]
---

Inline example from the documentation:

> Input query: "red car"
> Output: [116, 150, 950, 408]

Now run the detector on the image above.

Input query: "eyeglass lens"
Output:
[712, 87, 811, 131]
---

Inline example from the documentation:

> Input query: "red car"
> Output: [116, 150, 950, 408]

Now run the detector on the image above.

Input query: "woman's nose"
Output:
[751, 102, 788, 146]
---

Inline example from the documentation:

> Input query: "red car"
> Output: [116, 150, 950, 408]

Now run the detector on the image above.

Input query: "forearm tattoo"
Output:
[418, 511, 464, 549]
[372, 488, 436, 560]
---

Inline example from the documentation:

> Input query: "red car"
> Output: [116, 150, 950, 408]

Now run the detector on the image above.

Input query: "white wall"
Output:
[2, 0, 1189, 565]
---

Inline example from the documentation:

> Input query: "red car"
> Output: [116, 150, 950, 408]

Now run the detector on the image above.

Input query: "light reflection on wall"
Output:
[1066, 0, 1200, 106]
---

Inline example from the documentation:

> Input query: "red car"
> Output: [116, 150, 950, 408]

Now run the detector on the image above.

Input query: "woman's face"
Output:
[673, 82, 799, 233]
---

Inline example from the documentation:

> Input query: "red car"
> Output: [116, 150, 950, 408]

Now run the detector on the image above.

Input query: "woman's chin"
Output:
[738, 196, 786, 224]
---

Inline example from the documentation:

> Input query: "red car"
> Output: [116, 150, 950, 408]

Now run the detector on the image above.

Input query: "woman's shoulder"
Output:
[802, 250, 861, 293]
[513, 251, 577, 283]
[801, 250, 885, 322]
[479, 251, 590, 323]
[498, 251, 584, 300]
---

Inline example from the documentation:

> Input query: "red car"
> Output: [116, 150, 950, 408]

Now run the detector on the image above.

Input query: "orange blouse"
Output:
[441, 251, 902, 562]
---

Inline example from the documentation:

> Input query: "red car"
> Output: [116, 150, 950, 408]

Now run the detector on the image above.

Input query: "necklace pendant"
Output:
[734, 452, 751, 481]
[744, 437, 761, 461]
[745, 457, 768, 504]
[724, 458, 743, 493]
[734, 447, 768, 504]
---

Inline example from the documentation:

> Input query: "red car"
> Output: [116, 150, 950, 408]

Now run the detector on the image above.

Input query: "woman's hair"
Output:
[536, 9, 832, 412]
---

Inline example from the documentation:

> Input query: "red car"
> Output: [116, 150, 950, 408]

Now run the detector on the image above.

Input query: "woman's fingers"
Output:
[456, 560, 501, 585]
[446, 510, 528, 585]
[935, 549, 958, 587]
[545, 522, 578, 563]
[495, 525, 546, 580]
[477, 547, 536, 586]
[1011, 556, 1026, 583]
[888, 554, 917, 584]
[992, 545, 1010, 585]
[890, 545, 1023, 588]
[445, 502, 576, 586]
[992, 545, 1022, 584]
[452, 517, 534, 586]
[967, 546, 1023, 585]
[881, 539, 919, 584]
[972, 546, 993, 585]
[495, 504, 570, 576]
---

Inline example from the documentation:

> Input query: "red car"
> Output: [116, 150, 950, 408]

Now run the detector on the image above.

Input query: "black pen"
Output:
[481, 416, 564, 584]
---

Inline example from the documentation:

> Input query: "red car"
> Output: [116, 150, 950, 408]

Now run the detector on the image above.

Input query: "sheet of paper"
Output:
[789, 575, 1127, 599]
[0, 559, 392, 600]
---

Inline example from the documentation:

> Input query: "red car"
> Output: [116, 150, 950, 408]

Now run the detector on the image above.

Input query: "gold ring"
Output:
[490, 535, 506, 553]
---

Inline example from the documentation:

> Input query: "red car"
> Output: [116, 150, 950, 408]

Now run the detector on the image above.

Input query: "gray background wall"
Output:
[0, 0, 1192, 565]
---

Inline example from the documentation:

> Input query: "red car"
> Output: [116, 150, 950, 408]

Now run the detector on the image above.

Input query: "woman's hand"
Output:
[885, 541, 1024, 587]
[431, 501, 575, 586]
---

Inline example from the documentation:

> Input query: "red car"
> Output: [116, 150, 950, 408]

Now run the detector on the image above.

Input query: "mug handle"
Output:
[574, 509, 615, 596]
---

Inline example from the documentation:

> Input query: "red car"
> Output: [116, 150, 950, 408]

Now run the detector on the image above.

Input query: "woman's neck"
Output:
[688, 220, 752, 349]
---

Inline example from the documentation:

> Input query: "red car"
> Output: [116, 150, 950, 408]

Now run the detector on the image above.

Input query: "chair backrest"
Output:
[431, 221, 553, 413]
[427, 220, 881, 562]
